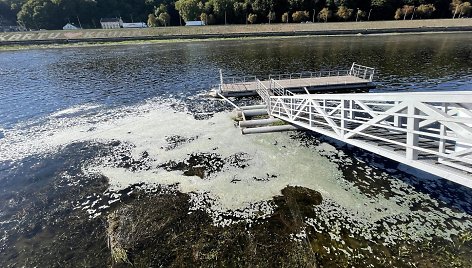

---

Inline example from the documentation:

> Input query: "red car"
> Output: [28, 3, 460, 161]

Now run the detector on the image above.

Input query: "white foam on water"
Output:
[1, 98, 472, 244]
[50, 104, 101, 118]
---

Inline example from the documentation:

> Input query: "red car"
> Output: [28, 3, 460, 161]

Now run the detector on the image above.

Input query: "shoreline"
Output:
[1, 18, 472, 50]
[1, 30, 471, 51]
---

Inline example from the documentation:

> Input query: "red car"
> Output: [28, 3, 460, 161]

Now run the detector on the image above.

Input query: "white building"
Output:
[122, 22, 147, 28]
[100, 18, 123, 29]
[63, 23, 80, 30]
[186, 21, 205, 26]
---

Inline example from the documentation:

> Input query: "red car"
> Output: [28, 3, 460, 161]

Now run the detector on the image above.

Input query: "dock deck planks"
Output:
[220, 75, 373, 97]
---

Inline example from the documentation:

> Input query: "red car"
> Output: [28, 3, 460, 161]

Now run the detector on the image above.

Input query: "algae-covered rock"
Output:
[105, 187, 322, 267]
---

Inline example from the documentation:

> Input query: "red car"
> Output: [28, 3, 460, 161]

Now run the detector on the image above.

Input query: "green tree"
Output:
[155, 3, 167, 16]
[451, 0, 462, 18]
[208, 13, 216, 24]
[371, 0, 396, 20]
[209, 0, 232, 24]
[158, 12, 170, 26]
[17, 0, 59, 29]
[247, 12, 257, 23]
[281, 11, 289, 22]
[292, 10, 308, 22]
[394, 8, 402, 19]
[417, 4, 436, 18]
[147, 13, 158, 26]
[336, 5, 353, 21]
[175, 0, 201, 22]
[252, 0, 271, 14]
[459, 2, 472, 17]
[401, 5, 415, 20]
[200, 12, 208, 24]
[267, 10, 275, 23]
[318, 7, 332, 22]
[356, 9, 366, 21]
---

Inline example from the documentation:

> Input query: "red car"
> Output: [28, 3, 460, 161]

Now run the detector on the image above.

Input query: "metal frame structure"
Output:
[218, 63, 375, 95]
[264, 91, 472, 187]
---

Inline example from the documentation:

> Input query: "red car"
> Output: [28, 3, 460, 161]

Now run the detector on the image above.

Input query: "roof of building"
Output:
[100, 18, 122, 23]
[63, 23, 79, 27]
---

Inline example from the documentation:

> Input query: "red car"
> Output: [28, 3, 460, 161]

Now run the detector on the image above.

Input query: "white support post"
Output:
[438, 103, 448, 161]
[341, 100, 349, 137]
[349, 100, 354, 120]
[349, 62, 355, 76]
[406, 103, 420, 160]
[219, 69, 223, 86]
[310, 104, 314, 127]
[393, 101, 401, 128]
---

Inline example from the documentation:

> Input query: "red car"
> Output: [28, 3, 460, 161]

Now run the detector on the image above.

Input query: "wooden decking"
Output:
[219, 75, 374, 97]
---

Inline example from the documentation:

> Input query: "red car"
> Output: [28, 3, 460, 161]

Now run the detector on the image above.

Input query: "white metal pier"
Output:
[215, 63, 375, 97]
[253, 70, 472, 188]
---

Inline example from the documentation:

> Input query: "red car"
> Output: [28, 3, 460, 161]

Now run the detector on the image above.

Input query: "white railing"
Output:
[268, 70, 351, 80]
[255, 79, 272, 108]
[221, 75, 258, 85]
[219, 63, 375, 91]
[269, 91, 472, 187]
[349, 63, 375, 81]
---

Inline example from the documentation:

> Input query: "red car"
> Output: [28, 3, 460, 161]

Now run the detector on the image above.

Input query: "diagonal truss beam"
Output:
[344, 102, 409, 139]
[415, 102, 472, 141]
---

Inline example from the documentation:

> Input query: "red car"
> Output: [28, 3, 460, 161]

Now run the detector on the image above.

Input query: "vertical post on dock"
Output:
[393, 101, 402, 128]
[219, 69, 223, 86]
[341, 99, 349, 137]
[406, 103, 420, 160]
[438, 103, 448, 161]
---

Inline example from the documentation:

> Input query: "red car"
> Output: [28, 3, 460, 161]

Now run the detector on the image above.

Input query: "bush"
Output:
[292, 11, 309, 22]
[248, 13, 257, 24]
[318, 7, 332, 22]
[281, 12, 289, 23]
[336, 6, 353, 21]
[417, 4, 436, 18]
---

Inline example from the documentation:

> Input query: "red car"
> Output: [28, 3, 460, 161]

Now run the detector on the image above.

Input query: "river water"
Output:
[0, 34, 472, 267]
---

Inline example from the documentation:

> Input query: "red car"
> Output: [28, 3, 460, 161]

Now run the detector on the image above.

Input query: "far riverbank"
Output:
[1, 18, 472, 47]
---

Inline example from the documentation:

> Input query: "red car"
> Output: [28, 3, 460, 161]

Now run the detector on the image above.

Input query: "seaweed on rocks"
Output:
[163, 135, 198, 151]
[159, 152, 251, 179]
[99, 141, 154, 172]
[106, 186, 323, 267]
[0, 141, 112, 267]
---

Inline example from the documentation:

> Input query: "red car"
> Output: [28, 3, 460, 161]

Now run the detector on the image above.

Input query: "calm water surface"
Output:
[1, 33, 471, 127]
[1, 33, 472, 267]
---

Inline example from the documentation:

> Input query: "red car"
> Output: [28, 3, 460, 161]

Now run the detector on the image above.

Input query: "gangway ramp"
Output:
[263, 91, 472, 188]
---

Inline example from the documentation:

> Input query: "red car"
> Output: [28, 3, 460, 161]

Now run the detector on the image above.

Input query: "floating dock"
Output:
[215, 63, 472, 187]
[212, 63, 376, 98]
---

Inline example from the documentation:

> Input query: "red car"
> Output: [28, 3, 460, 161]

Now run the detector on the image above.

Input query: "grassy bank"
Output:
[1, 18, 471, 49]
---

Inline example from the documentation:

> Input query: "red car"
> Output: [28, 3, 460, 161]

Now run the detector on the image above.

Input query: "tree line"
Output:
[0, 0, 471, 30]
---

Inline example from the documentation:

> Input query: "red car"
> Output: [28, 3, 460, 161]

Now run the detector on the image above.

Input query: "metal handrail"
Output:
[349, 62, 375, 81]
[219, 63, 375, 86]
[268, 92, 472, 187]
[268, 70, 351, 80]
[221, 75, 258, 84]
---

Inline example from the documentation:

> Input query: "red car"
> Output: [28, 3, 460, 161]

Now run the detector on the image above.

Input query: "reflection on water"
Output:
[1, 34, 471, 128]
[0, 34, 472, 267]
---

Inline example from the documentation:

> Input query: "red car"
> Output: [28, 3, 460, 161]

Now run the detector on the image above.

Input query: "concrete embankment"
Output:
[1, 19, 472, 46]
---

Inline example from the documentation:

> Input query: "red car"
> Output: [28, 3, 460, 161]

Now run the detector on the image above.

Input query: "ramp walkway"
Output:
[254, 78, 472, 188]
